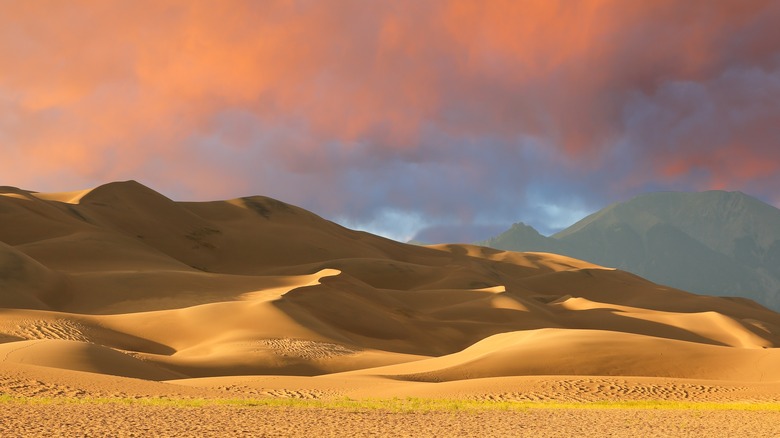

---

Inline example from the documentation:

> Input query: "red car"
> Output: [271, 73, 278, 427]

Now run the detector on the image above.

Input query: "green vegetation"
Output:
[1, 393, 779, 412]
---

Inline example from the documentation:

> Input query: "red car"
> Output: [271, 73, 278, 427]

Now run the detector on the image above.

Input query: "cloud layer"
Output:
[2, 1, 779, 241]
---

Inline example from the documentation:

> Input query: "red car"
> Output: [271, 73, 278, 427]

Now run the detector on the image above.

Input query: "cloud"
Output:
[1, 1, 779, 241]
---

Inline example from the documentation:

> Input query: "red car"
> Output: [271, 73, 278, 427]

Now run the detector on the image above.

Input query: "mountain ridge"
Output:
[482, 190, 780, 309]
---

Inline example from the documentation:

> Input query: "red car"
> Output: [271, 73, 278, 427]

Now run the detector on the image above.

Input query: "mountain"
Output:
[1, 181, 779, 387]
[482, 191, 780, 310]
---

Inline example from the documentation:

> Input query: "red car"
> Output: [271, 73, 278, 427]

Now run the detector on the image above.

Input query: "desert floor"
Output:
[2, 363, 779, 437]
[3, 403, 780, 438]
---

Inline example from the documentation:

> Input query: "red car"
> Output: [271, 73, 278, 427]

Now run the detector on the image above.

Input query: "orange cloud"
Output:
[1, 0, 778, 216]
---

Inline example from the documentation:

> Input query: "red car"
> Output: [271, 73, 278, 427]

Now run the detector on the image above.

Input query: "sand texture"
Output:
[2, 181, 780, 436]
[3, 404, 780, 438]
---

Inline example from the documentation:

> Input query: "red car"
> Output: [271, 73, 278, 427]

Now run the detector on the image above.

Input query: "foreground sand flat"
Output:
[3, 404, 780, 438]
[2, 181, 780, 436]
[1, 363, 779, 438]
[1, 367, 780, 438]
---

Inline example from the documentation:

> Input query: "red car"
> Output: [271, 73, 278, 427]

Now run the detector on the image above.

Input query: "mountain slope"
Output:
[482, 191, 780, 309]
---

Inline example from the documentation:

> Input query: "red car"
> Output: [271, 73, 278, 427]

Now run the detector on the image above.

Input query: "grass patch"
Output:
[0, 394, 778, 412]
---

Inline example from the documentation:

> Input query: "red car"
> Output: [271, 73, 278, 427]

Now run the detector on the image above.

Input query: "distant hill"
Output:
[481, 191, 780, 310]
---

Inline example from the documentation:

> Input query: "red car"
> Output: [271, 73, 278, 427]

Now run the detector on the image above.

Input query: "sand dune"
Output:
[0, 339, 183, 380]
[1, 181, 780, 409]
[0, 242, 63, 309]
[343, 328, 780, 382]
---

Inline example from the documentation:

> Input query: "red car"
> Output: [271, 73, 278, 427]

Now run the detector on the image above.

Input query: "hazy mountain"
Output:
[482, 191, 780, 310]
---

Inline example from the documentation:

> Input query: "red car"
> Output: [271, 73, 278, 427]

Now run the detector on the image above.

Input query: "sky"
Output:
[2, 1, 780, 242]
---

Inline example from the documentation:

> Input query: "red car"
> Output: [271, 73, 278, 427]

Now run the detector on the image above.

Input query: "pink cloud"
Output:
[1, 0, 778, 236]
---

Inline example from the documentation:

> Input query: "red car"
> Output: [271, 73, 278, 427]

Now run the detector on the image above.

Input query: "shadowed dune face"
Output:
[1, 181, 780, 383]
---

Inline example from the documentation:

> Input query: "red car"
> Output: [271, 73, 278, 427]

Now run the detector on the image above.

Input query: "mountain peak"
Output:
[509, 222, 542, 234]
[479, 221, 563, 254]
